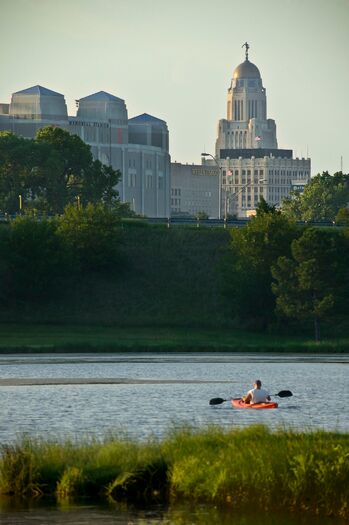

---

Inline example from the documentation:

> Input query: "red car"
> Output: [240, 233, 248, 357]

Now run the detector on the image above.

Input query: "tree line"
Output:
[0, 201, 347, 341]
[224, 199, 349, 340]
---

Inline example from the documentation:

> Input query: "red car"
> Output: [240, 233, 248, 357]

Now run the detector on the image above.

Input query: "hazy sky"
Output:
[1, 0, 348, 175]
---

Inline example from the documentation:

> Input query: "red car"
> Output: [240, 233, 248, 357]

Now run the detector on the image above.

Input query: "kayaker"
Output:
[242, 380, 271, 405]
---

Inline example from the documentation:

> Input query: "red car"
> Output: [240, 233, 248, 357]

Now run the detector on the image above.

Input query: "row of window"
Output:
[235, 79, 260, 89]
[247, 99, 258, 119]
[128, 173, 164, 190]
[128, 159, 160, 169]
[268, 188, 289, 195]
[234, 100, 244, 121]
[225, 169, 264, 176]
[223, 178, 263, 186]
[269, 170, 309, 177]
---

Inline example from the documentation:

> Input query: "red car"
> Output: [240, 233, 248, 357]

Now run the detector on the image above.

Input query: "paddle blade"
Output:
[276, 390, 293, 398]
[209, 397, 227, 405]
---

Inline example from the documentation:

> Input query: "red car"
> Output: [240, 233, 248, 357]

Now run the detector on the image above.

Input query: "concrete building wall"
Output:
[218, 155, 311, 217]
[171, 162, 219, 218]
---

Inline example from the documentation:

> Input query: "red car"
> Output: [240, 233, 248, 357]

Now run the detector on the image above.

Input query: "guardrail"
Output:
[0, 214, 343, 229]
[137, 217, 341, 228]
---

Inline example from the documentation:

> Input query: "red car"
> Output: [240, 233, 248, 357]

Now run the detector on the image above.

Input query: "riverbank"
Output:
[1, 425, 348, 519]
[0, 324, 349, 353]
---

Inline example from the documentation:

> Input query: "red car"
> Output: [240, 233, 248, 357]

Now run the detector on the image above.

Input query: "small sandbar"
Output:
[0, 378, 231, 386]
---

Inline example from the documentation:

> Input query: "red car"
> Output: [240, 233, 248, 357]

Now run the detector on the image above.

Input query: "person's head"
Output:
[254, 379, 262, 389]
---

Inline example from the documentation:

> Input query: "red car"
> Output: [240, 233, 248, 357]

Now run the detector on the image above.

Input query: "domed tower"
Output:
[227, 50, 265, 122]
[216, 43, 277, 152]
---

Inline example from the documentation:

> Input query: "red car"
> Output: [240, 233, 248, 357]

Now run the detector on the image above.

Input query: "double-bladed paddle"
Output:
[209, 390, 293, 405]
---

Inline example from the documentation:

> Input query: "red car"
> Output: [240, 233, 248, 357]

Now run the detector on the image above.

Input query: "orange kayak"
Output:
[232, 399, 278, 409]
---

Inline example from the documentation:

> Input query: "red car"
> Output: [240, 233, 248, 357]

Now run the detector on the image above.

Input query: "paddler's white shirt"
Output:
[248, 387, 270, 404]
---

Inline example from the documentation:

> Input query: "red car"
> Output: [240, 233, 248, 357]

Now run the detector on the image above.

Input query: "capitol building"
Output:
[0, 87, 170, 217]
[172, 44, 311, 218]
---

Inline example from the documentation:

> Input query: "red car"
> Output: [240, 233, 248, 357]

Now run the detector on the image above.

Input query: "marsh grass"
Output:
[0, 426, 348, 518]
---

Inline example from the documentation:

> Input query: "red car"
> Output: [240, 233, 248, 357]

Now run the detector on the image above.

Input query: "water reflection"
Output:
[0, 498, 346, 525]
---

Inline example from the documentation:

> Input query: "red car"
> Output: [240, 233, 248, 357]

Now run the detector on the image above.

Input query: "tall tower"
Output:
[208, 44, 311, 218]
[216, 44, 277, 153]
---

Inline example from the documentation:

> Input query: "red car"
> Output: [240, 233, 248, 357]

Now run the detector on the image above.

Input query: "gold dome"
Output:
[233, 59, 261, 79]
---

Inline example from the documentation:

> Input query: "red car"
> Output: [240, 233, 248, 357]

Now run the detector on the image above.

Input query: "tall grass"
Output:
[0, 426, 348, 518]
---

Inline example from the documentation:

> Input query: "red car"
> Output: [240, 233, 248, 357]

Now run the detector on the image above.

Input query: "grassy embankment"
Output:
[0, 324, 349, 353]
[0, 226, 348, 351]
[0, 425, 348, 518]
[0, 227, 230, 327]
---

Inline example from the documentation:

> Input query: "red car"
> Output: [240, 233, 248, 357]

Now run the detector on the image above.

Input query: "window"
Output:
[128, 172, 136, 188]
[146, 174, 153, 189]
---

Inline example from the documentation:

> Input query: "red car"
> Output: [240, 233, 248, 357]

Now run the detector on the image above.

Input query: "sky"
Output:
[0, 0, 348, 175]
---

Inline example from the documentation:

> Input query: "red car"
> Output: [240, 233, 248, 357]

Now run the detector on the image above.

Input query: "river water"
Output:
[0, 352, 348, 524]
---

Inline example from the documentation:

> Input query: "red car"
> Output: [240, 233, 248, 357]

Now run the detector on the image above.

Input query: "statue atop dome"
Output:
[242, 41, 250, 61]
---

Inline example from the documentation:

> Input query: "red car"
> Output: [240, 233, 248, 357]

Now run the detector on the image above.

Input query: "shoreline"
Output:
[0, 323, 348, 353]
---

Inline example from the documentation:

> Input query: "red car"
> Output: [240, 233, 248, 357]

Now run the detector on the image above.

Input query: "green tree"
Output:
[272, 228, 349, 341]
[0, 132, 36, 214]
[282, 172, 349, 222]
[222, 211, 298, 328]
[255, 196, 277, 216]
[35, 126, 95, 212]
[81, 159, 120, 206]
[57, 202, 123, 271]
[0, 128, 124, 214]
[335, 207, 349, 226]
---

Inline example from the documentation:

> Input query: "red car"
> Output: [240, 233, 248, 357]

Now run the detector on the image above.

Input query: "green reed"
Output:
[0, 426, 348, 518]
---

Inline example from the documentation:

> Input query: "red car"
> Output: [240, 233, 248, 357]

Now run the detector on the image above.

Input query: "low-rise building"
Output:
[171, 162, 219, 218]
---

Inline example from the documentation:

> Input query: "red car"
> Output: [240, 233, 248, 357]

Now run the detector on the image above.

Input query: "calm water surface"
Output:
[0, 352, 348, 443]
[1, 352, 348, 524]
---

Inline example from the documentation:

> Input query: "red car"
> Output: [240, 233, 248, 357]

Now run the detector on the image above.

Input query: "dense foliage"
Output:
[272, 228, 349, 341]
[221, 199, 349, 338]
[0, 203, 124, 305]
[222, 203, 299, 328]
[282, 171, 349, 222]
[0, 213, 347, 338]
[57, 203, 123, 271]
[0, 127, 122, 213]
